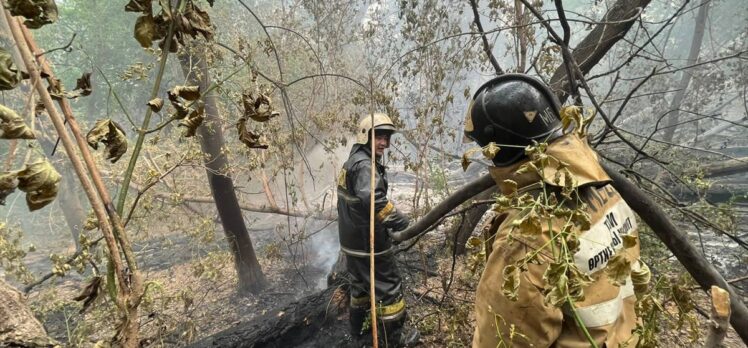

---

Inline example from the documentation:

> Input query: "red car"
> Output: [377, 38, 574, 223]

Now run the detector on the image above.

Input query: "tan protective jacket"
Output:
[472, 134, 643, 348]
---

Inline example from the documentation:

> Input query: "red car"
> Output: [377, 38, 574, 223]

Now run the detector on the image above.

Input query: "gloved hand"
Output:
[382, 206, 410, 232]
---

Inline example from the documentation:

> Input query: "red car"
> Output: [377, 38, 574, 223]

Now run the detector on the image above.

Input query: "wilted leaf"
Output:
[17, 160, 61, 211]
[503, 179, 518, 194]
[73, 72, 92, 97]
[47, 77, 64, 100]
[236, 117, 268, 149]
[181, 1, 213, 41]
[7, 0, 58, 29]
[125, 0, 151, 13]
[147, 97, 164, 112]
[179, 103, 204, 137]
[461, 153, 471, 172]
[0, 103, 35, 139]
[482, 142, 500, 160]
[73, 275, 102, 313]
[86, 119, 128, 163]
[82, 212, 99, 231]
[242, 91, 279, 122]
[171, 85, 200, 101]
[516, 210, 542, 237]
[501, 264, 520, 301]
[0, 48, 26, 90]
[134, 14, 157, 48]
[0, 172, 18, 205]
[605, 254, 632, 286]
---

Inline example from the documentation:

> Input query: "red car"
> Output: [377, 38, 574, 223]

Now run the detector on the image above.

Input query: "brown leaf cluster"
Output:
[86, 119, 128, 163]
[0, 48, 27, 90]
[236, 90, 278, 149]
[6, 0, 58, 29]
[127, 0, 214, 51]
[0, 103, 35, 140]
[1, 161, 61, 211]
[166, 85, 204, 137]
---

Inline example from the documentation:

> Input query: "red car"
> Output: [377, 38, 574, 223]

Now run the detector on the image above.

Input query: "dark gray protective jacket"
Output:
[337, 144, 409, 253]
[337, 144, 409, 302]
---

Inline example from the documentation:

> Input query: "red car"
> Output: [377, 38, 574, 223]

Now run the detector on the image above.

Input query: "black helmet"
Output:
[464, 74, 563, 166]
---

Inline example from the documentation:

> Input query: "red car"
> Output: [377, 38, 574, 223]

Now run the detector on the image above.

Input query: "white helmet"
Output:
[355, 113, 396, 144]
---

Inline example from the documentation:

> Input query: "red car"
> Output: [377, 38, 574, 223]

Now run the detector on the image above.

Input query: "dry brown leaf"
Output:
[7, 0, 58, 29]
[17, 160, 61, 211]
[0, 103, 35, 139]
[237, 117, 268, 149]
[242, 91, 279, 122]
[147, 97, 164, 112]
[0, 48, 26, 90]
[0, 172, 18, 205]
[86, 119, 128, 163]
[124, 0, 152, 13]
[134, 14, 158, 48]
[171, 85, 200, 101]
[179, 103, 204, 137]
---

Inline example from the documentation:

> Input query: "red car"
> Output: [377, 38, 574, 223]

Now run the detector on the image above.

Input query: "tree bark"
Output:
[178, 45, 267, 294]
[662, 0, 710, 142]
[0, 279, 56, 347]
[704, 286, 731, 348]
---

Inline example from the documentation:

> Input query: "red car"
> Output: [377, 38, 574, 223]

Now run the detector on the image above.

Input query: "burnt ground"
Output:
[8, 177, 748, 347]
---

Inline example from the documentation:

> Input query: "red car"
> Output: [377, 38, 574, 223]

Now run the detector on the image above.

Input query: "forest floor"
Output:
[17, 221, 746, 347]
[9, 170, 747, 347]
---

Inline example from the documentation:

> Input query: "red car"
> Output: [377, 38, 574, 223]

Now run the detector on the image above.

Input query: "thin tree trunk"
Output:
[178, 44, 267, 294]
[662, 0, 710, 142]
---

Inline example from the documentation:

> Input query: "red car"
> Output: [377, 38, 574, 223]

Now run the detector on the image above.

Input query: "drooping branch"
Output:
[548, 0, 651, 103]
[468, 0, 504, 75]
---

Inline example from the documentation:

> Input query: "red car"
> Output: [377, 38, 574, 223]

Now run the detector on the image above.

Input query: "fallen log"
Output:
[189, 259, 350, 348]
[700, 157, 748, 179]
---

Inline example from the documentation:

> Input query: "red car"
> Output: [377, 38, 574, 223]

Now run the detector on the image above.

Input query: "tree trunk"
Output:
[451, 186, 495, 255]
[699, 157, 748, 178]
[0, 279, 57, 347]
[549, 0, 652, 103]
[178, 45, 267, 294]
[662, 0, 710, 142]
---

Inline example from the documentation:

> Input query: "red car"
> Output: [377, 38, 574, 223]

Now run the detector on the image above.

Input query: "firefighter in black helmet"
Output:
[465, 74, 647, 348]
[337, 113, 419, 347]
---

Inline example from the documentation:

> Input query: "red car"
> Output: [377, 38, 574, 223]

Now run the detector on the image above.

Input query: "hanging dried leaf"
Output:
[501, 264, 520, 301]
[0, 48, 26, 90]
[0, 172, 18, 205]
[86, 119, 128, 163]
[134, 14, 158, 48]
[179, 103, 204, 137]
[47, 77, 64, 100]
[124, 0, 152, 13]
[6, 0, 58, 29]
[74, 72, 92, 97]
[147, 97, 164, 112]
[17, 160, 61, 211]
[242, 91, 279, 122]
[461, 153, 470, 172]
[171, 85, 200, 101]
[73, 276, 102, 313]
[0, 103, 35, 139]
[181, 1, 213, 41]
[236, 117, 268, 149]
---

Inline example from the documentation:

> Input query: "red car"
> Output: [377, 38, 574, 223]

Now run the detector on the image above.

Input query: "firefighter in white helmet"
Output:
[464, 74, 650, 347]
[337, 113, 419, 347]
